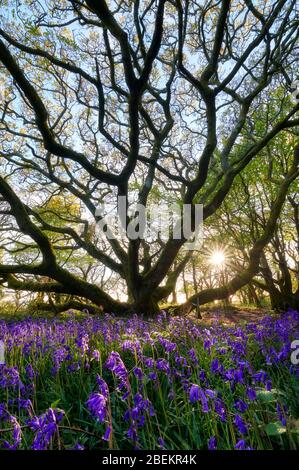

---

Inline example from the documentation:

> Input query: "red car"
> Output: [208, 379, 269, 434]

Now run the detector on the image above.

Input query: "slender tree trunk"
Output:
[248, 283, 262, 307]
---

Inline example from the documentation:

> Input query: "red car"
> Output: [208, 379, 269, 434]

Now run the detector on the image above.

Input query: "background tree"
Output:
[0, 0, 298, 314]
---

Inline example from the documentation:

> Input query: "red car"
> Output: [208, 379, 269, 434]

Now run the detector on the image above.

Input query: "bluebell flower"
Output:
[127, 425, 138, 442]
[205, 389, 217, 399]
[3, 416, 22, 450]
[102, 425, 112, 441]
[86, 392, 107, 423]
[156, 358, 170, 373]
[105, 351, 128, 390]
[158, 437, 165, 448]
[72, 442, 84, 450]
[158, 336, 177, 353]
[211, 358, 219, 373]
[208, 436, 217, 450]
[189, 385, 209, 412]
[246, 387, 256, 401]
[235, 414, 247, 435]
[133, 367, 143, 380]
[276, 403, 287, 426]
[148, 372, 157, 381]
[92, 349, 100, 362]
[199, 389, 210, 413]
[199, 370, 206, 381]
[188, 348, 198, 364]
[189, 384, 200, 403]
[215, 398, 226, 421]
[234, 399, 248, 413]
[235, 439, 252, 450]
[96, 375, 109, 397]
[28, 408, 64, 450]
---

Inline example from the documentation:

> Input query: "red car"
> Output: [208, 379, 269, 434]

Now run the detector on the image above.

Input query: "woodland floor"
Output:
[193, 306, 273, 326]
[0, 305, 275, 324]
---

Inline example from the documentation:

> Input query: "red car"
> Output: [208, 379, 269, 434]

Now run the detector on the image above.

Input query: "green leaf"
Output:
[265, 421, 286, 436]
[50, 399, 61, 408]
[289, 419, 299, 435]
[256, 390, 276, 403]
[28, 26, 41, 36]
[256, 388, 284, 403]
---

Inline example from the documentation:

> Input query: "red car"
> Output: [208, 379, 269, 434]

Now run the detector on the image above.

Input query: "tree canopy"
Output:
[0, 0, 298, 314]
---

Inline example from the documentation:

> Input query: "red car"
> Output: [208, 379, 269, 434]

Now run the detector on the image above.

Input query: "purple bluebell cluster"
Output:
[28, 408, 65, 450]
[0, 309, 298, 449]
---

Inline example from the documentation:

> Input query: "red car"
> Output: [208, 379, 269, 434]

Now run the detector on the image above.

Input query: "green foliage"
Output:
[265, 422, 286, 436]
